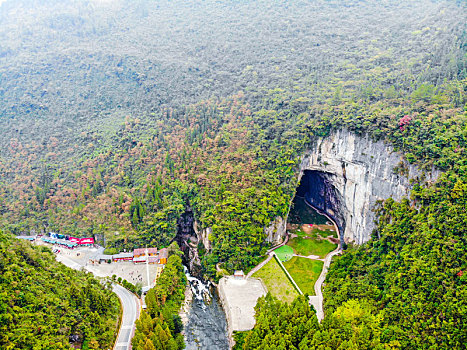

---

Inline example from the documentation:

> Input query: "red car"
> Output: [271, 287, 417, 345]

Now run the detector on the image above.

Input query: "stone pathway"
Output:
[247, 204, 342, 324]
[246, 253, 273, 279]
[310, 246, 341, 322]
[266, 233, 289, 255]
[246, 232, 289, 279]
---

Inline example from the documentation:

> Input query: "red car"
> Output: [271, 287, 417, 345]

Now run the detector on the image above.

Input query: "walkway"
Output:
[249, 199, 342, 322]
[303, 199, 342, 322]
[246, 253, 273, 279]
[266, 233, 289, 255]
[309, 246, 341, 321]
[246, 231, 289, 279]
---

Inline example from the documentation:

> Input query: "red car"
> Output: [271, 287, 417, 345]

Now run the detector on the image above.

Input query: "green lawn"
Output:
[314, 227, 338, 239]
[274, 245, 294, 262]
[283, 257, 323, 296]
[253, 257, 299, 303]
[287, 237, 337, 258]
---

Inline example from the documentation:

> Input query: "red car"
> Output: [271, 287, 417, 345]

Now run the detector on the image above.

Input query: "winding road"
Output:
[55, 251, 139, 350]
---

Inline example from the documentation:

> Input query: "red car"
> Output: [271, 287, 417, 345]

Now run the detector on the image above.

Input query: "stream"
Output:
[183, 267, 229, 350]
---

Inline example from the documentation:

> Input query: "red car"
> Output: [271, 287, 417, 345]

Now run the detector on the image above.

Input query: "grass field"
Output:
[287, 237, 337, 258]
[313, 228, 338, 238]
[283, 257, 323, 295]
[314, 227, 338, 239]
[274, 245, 294, 262]
[253, 257, 299, 303]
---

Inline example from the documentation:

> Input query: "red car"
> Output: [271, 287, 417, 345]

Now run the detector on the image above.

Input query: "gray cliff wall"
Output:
[265, 216, 287, 244]
[194, 220, 212, 252]
[298, 129, 439, 244]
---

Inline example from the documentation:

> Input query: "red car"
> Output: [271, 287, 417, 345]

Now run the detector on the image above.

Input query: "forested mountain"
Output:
[0, 0, 466, 348]
[0, 231, 119, 349]
[1, 0, 465, 267]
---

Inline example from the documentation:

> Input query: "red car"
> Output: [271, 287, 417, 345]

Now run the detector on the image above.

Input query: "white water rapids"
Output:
[183, 266, 229, 349]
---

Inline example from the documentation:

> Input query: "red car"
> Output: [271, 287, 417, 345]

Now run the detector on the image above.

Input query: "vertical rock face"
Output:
[264, 216, 287, 244]
[200, 130, 440, 249]
[194, 221, 212, 252]
[296, 130, 439, 244]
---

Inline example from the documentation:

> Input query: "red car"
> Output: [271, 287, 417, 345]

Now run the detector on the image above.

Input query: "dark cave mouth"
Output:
[295, 170, 333, 199]
[290, 170, 344, 240]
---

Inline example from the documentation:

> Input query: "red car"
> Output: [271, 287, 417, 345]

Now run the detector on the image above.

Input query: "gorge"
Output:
[1, 0, 465, 348]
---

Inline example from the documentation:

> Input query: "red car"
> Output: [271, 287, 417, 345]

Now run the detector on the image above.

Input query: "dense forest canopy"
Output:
[0, 0, 464, 143]
[0, 231, 120, 349]
[0, 0, 465, 265]
[132, 251, 187, 350]
[0, 0, 466, 347]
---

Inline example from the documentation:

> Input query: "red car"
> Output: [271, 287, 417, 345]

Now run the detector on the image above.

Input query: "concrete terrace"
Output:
[219, 276, 266, 333]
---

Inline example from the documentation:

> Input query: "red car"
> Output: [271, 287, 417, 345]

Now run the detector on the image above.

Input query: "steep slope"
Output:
[0, 0, 465, 277]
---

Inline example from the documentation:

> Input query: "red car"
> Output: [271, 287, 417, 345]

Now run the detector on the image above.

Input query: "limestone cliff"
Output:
[296, 129, 439, 244]
[194, 221, 212, 252]
[264, 216, 287, 244]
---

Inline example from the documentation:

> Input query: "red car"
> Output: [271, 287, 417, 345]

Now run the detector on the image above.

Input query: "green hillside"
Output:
[0, 232, 120, 349]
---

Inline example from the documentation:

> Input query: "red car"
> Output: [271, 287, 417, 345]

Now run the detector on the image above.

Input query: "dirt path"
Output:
[292, 253, 324, 261]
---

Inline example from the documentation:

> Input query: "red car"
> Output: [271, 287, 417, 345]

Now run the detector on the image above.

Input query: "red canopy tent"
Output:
[79, 237, 94, 245]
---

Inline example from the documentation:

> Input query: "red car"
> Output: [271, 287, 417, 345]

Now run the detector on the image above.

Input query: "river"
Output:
[183, 267, 230, 350]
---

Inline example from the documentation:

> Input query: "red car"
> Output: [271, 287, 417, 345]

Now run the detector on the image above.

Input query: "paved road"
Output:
[56, 253, 84, 271]
[55, 250, 139, 350]
[113, 284, 139, 350]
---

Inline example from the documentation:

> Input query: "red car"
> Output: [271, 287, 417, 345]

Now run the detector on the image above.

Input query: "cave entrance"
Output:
[287, 170, 341, 243]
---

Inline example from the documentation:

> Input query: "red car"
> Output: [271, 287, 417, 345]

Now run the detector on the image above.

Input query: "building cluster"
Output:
[43, 232, 94, 249]
[98, 247, 168, 265]
[18, 232, 95, 249]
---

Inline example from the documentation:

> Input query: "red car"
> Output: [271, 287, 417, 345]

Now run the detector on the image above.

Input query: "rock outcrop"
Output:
[296, 129, 439, 244]
[264, 216, 287, 244]
[177, 210, 206, 277]
[194, 221, 212, 252]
